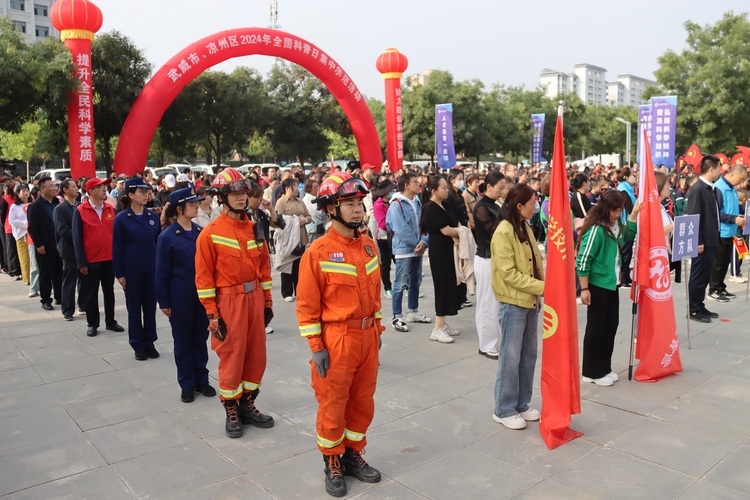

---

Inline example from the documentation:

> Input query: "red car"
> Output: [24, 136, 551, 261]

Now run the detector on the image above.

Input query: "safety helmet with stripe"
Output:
[315, 172, 369, 210]
[209, 168, 252, 195]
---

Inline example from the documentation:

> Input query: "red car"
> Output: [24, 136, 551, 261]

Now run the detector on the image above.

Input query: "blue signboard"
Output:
[672, 215, 700, 262]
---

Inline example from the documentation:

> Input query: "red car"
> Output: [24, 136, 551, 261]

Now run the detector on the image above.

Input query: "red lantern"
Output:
[376, 49, 408, 172]
[51, 0, 103, 180]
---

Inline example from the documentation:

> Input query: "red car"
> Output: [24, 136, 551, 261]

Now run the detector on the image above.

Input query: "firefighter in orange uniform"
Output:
[195, 168, 275, 438]
[296, 172, 384, 497]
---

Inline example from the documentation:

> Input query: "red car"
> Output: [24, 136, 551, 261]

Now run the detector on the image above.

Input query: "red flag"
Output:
[539, 113, 583, 449]
[633, 131, 683, 382]
[715, 153, 729, 165]
[684, 144, 703, 174]
[736, 145, 750, 157]
[731, 153, 746, 166]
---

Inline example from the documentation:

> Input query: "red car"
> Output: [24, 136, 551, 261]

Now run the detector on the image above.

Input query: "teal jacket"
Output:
[576, 220, 637, 291]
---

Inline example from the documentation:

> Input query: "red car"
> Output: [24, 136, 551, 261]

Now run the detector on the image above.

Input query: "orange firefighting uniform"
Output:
[296, 228, 384, 455]
[195, 213, 272, 401]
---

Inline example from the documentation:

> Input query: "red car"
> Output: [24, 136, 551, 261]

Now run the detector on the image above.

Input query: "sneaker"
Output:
[63, 315, 74, 321]
[283, 296, 294, 302]
[607, 371, 620, 382]
[620, 282, 632, 289]
[460, 300, 473, 308]
[27, 291, 38, 298]
[519, 407, 541, 421]
[406, 311, 432, 323]
[689, 311, 711, 323]
[582, 375, 614, 386]
[700, 307, 719, 318]
[729, 275, 748, 283]
[384, 289, 392, 298]
[707, 291, 729, 302]
[492, 413, 527, 430]
[429, 326, 454, 343]
[418, 292, 425, 298]
[444, 324, 460, 336]
[392, 317, 409, 332]
[720, 290, 737, 299]
[478, 349, 499, 359]
[265, 326, 274, 334]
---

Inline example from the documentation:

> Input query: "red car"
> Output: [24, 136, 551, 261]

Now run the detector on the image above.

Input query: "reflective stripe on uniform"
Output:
[374, 311, 382, 319]
[247, 240, 264, 251]
[365, 256, 379, 275]
[317, 431, 345, 449]
[345, 428, 366, 442]
[197, 288, 216, 298]
[299, 323, 322, 337]
[219, 383, 243, 399]
[210, 234, 241, 250]
[260, 280, 273, 290]
[319, 261, 357, 276]
[242, 380, 260, 391]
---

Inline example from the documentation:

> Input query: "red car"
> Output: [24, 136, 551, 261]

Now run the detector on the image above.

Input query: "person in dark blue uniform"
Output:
[155, 187, 216, 403]
[113, 177, 161, 361]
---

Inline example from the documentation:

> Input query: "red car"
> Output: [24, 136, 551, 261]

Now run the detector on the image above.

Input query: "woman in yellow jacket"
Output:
[490, 184, 545, 430]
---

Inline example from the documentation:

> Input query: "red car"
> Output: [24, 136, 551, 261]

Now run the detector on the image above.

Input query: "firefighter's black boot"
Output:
[324, 454, 347, 497]
[239, 389, 274, 428]
[342, 447, 381, 483]
[222, 399, 243, 438]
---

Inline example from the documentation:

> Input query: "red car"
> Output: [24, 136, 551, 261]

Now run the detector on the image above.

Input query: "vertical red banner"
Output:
[376, 49, 408, 172]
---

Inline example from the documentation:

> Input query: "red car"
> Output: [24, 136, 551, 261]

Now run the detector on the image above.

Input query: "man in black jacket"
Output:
[54, 179, 80, 321]
[27, 177, 62, 310]
[686, 155, 722, 323]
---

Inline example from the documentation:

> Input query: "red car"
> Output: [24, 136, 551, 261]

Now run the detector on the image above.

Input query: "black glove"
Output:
[312, 349, 329, 378]
[264, 307, 274, 326]
[209, 317, 228, 342]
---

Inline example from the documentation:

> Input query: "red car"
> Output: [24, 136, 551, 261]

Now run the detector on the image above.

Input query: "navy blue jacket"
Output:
[154, 220, 202, 309]
[112, 207, 160, 278]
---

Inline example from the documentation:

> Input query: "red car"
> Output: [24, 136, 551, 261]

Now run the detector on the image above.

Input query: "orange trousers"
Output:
[312, 322, 379, 455]
[212, 286, 266, 400]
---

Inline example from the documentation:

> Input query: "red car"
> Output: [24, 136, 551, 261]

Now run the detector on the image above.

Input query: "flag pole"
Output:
[685, 258, 691, 349]
[628, 122, 647, 381]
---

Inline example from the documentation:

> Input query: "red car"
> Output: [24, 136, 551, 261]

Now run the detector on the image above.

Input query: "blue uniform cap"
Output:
[169, 186, 203, 206]
[124, 177, 151, 192]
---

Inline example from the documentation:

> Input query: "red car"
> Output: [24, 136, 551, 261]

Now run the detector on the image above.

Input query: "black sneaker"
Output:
[223, 399, 243, 438]
[194, 383, 217, 397]
[181, 389, 195, 403]
[720, 290, 737, 299]
[460, 300, 473, 308]
[63, 315, 74, 321]
[689, 311, 711, 323]
[700, 307, 719, 319]
[41, 303, 54, 311]
[134, 350, 148, 361]
[707, 291, 729, 302]
[620, 282, 632, 289]
[146, 345, 160, 358]
[342, 447, 381, 483]
[323, 455, 347, 497]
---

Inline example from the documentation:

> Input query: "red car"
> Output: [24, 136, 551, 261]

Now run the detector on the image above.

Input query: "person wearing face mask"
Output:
[445, 168, 472, 309]
[616, 167, 637, 287]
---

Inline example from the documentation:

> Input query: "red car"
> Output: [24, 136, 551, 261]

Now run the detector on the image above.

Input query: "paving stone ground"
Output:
[1, 260, 749, 499]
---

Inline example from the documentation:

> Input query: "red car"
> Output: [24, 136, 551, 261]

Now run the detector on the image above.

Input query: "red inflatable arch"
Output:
[113, 28, 381, 175]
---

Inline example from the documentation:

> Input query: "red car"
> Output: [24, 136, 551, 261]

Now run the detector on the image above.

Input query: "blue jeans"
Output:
[494, 302, 539, 418]
[391, 256, 423, 318]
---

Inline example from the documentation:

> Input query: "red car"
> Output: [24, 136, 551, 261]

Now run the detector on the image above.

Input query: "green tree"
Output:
[0, 120, 41, 179]
[653, 12, 750, 153]
[580, 105, 638, 161]
[91, 31, 152, 173]
[245, 131, 275, 162]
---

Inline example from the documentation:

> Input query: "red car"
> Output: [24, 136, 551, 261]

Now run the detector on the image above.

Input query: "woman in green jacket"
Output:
[490, 184, 545, 430]
[576, 190, 640, 387]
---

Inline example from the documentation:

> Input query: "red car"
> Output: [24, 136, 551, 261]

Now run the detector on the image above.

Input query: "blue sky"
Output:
[91, 0, 746, 100]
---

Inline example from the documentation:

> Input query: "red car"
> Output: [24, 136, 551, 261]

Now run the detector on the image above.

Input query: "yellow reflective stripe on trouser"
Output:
[319, 262, 358, 276]
[300, 323, 322, 337]
[345, 428, 366, 442]
[242, 380, 260, 391]
[374, 311, 382, 319]
[365, 256, 379, 275]
[260, 280, 272, 291]
[219, 383, 243, 399]
[247, 240, 264, 251]
[211, 234, 241, 250]
[317, 431, 345, 449]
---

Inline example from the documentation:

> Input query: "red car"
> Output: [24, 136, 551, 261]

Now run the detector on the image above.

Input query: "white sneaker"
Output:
[519, 407, 541, 421]
[606, 371, 619, 382]
[418, 292, 425, 298]
[283, 296, 294, 303]
[492, 413, 527, 430]
[28, 291, 38, 298]
[392, 317, 409, 332]
[582, 375, 614, 387]
[385, 289, 392, 298]
[265, 326, 274, 334]
[729, 275, 748, 283]
[406, 312, 432, 323]
[429, 326, 454, 343]
[444, 324, 460, 336]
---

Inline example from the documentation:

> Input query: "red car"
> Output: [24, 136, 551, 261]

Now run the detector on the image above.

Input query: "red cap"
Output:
[85, 177, 109, 192]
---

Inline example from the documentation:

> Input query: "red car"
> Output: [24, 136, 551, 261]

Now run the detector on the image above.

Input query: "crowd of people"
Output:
[0, 154, 748, 496]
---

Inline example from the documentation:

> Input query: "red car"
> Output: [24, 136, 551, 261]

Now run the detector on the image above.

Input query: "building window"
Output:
[34, 4, 48, 16]
[13, 20, 27, 34]
[10, 0, 25, 11]
[35, 26, 49, 37]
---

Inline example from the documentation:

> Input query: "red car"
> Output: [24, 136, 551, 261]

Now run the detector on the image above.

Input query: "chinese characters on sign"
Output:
[435, 103, 455, 170]
[650, 96, 678, 168]
[671, 215, 700, 262]
[69, 50, 95, 172]
[637, 104, 651, 165]
[531, 114, 545, 164]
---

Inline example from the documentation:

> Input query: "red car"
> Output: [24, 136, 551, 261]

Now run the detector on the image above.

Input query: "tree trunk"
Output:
[103, 135, 112, 176]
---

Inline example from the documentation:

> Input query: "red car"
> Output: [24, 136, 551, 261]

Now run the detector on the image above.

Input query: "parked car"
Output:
[33, 169, 71, 182]
[95, 171, 108, 179]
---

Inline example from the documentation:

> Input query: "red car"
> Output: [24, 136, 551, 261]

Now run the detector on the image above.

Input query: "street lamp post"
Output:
[615, 117, 631, 166]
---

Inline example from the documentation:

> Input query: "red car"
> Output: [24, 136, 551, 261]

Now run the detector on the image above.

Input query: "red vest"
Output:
[3, 195, 14, 234]
[78, 201, 115, 263]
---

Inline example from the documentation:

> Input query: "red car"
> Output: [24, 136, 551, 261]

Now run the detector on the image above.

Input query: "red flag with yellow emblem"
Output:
[539, 110, 582, 449]
[685, 144, 703, 174]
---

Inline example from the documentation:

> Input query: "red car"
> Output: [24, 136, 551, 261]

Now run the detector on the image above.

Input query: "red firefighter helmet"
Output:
[209, 168, 252, 195]
[315, 172, 369, 209]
